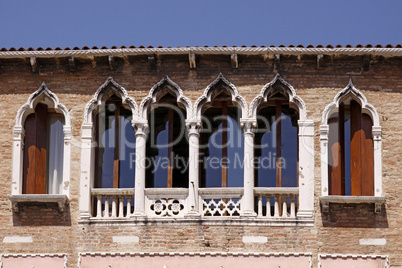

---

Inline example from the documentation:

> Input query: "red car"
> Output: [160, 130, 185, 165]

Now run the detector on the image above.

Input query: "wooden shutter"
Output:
[22, 103, 48, 194]
[361, 114, 374, 196]
[350, 100, 374, 196]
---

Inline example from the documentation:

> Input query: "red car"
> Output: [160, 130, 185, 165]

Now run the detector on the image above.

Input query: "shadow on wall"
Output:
[12, 202, 71, 226]
[321, 203, 388, 228]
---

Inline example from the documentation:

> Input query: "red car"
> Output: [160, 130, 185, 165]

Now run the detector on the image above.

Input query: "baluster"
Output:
[104, 197, 110, 218]
[96, 195, 102, 218]
[266, 195, 271, 218]
[274, 195, 280, 218]
[112, 197, 117, 217]
[290, 195, 296, 217]
[282, 195, 288, 217]
[118, 196, 124, 218]
[126, 197, 132, 218]
[257, 195, 263, 217]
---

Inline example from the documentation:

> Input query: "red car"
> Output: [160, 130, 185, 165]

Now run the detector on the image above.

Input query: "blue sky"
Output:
[1, 0, 401, 49]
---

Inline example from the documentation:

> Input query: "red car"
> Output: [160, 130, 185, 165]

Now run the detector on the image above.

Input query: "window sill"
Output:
[8, 194, 69, 212]
[319, 195, 385, 213]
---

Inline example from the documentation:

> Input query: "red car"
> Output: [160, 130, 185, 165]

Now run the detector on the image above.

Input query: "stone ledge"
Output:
[78, 216, 314, 227]
[8, 194, 69, 212]
[319, 196, 385, 213]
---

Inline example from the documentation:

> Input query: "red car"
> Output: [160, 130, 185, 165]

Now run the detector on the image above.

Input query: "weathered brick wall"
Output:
[0, 53, 401, 267]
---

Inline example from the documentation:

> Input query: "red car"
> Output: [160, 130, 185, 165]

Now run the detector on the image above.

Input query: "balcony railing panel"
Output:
[91, 188, 135, 219]
[144, 188, 188, 217]
[254, 187, 299, 218]
[199, 188, 243, 217]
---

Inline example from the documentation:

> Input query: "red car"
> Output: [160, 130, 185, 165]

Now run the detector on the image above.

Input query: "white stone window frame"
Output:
[79, 77, 138, 219]
[10, 83, 72, 211]
[319, 80, 384, 212]
[133, 76, 192, 217]
[192, 73, 251, 216]
[249, 74, 315, 218]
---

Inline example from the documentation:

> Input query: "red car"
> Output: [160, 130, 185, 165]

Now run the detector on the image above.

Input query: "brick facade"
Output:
[0, 48, 401, 267]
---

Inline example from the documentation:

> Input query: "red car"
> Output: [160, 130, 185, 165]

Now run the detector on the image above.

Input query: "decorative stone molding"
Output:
[78, 252, 312, 268]
[8, 194, 69, 212]
[30, 56, 37, 72]
[194, 73, 248, 120]
[2, 46, 402, 60]
[12, 82, 72, 196]
[321, 79, 380, 126]
[1, 253, 68, 268]
[139, 75, 192, 120]
[189, 53, 196, 68]
[231, 53, 238, 68]
[318, 254, 389, 268]
[83, 77, 138, 124]
[15, 82, 71, 127]
[320, 80, 383, 198]
[249, 73, 307, 120]
[319, 196, 385, 213]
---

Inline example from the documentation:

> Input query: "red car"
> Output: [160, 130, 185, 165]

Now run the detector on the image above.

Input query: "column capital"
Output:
[240, 118, 257, 135]
[132, 120, 149, 137]
[185, 119, 202, 136]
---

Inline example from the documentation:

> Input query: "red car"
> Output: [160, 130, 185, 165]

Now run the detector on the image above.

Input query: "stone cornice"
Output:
[2, 47, 402, 59]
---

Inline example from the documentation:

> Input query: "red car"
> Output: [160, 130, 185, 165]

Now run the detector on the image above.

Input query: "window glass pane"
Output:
[172, 107, 189, 188]
[146, 104, 188, 188]
[47, 115, 64, 194]
[256, 107, 276, 187]
[96, 102, 135, 189]
[201, 105, 243, 187]
[281, 108, 298, 187]
[205, 123, 222, 187]
[154, 120, 169, 188]
[119, 112, 135, 188]
[227, 114, 244, 187]
[255, 105, 298, 187]
[99, 113, 115, 188]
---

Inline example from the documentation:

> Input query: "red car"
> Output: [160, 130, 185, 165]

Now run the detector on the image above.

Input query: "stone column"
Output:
[132, 121, 148, 217]
[11, 126, 24, 195]
[185, 120, 201, 217]
[297, 120, 315, 218]
[240, 119, 257, 217]
[79, 123, 94, 219]
[372, 126, 382, 197]
[320, 124, 329, 197]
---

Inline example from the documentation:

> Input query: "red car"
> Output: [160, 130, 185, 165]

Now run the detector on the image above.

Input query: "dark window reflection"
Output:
[146, 103, 189, 188]
[200, 105, 244, 188]
[255, 104, 298, 188]
[95, 97, 136, 188]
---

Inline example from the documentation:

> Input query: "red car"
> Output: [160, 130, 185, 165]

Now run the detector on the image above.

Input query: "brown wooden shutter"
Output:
[22, 103, 48, 194]
[361, 114, 374, 196]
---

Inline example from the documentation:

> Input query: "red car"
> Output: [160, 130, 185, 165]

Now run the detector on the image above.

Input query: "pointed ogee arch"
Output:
[139, 76, 192, 120]
[249, 73, 307, 121]
[194, 73, 247, 120]
[83, 77, 138, 124]
[15, 82, 71, 127]
[321, 79, 380, 127]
